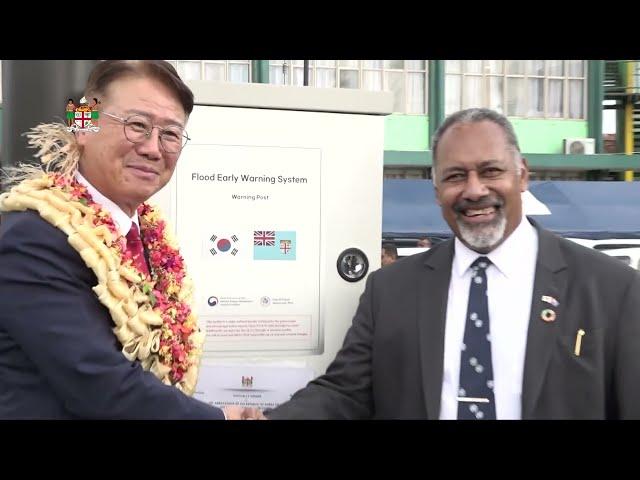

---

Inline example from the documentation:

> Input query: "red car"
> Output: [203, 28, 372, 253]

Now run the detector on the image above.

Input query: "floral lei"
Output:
[0, 124, 203, 395]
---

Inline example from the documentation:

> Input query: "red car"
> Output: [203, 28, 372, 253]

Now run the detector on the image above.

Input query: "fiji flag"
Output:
[254, 231, 296, 261]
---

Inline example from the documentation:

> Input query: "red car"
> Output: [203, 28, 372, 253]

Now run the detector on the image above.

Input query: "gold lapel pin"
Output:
[574, 329, 585, 356]
[541, 308, 556, 322]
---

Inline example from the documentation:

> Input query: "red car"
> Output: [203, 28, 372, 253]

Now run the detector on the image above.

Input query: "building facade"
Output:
[1, 60, 638, 180]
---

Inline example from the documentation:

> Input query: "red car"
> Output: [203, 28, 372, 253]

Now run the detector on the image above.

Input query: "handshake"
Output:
[223, 405, 269, 420]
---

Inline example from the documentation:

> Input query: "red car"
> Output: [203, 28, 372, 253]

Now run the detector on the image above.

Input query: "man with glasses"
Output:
[0, 61, 247, 419]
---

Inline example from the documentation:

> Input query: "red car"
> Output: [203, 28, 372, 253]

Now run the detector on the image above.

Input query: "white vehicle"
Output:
[398, 240, 640, 271]
[599, 248, 640, 270]
[566, 238, 640, 250]
[397, 247, 429, 258]
[567, 238, 640, 270]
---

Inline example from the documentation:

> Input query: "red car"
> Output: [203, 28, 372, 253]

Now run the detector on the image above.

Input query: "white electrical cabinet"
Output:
[150, 81, 392, 409]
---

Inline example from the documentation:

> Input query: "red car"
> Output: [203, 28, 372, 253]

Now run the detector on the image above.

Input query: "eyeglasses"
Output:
[102, 111, 190, 154]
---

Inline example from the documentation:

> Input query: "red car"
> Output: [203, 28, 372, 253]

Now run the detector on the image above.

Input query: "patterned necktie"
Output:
[126, 224, 150, 277]
[457, 256, 496, 420]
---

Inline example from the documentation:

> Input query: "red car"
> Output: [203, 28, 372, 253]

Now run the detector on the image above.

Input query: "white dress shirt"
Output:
[439, 216, 538, 420]
[75, 171, 139, 237]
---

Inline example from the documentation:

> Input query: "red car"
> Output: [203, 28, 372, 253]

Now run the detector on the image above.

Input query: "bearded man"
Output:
[260, 108, 640, 420]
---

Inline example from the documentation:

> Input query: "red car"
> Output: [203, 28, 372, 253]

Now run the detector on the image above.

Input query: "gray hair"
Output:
[431, 108, 523, 184]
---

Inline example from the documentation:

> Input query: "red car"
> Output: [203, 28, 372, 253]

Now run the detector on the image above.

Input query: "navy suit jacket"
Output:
[0, 210, 224, 419]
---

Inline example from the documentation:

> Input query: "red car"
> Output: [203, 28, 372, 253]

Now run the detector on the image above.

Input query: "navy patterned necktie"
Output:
[457, 256, 496, 420]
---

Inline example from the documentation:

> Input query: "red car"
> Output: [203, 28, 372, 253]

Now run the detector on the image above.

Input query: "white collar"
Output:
[75, 171, 139, 237]
[453, 215, 537, 279]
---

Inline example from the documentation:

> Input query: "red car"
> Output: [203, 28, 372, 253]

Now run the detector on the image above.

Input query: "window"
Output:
[383, 167, 428, 179]
[269, 60, 428, 114]
[170, 61, 251, 84]
[528, 170, 586, 181]
[445, 60, 586, 119]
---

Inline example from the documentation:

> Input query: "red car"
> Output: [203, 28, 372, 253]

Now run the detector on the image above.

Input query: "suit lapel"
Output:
[417, 240, 454, 419]
[521, 223, 568, 418]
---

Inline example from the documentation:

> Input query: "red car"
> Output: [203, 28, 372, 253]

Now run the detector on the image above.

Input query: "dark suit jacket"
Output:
[268, 220, 640, 419]
[0, 210, 224, 419]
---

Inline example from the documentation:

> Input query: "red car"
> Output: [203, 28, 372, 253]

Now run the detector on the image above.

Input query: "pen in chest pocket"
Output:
[574, 329, 585, 356]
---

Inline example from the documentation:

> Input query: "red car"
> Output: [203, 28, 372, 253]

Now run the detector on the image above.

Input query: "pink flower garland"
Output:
[52, 174, 198, 384]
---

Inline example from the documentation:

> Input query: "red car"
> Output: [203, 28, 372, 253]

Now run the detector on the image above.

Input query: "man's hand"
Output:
[223, 405, 267, 420]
